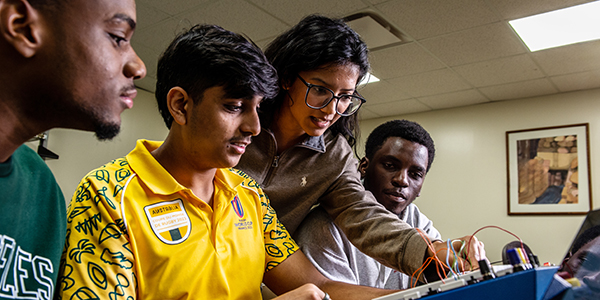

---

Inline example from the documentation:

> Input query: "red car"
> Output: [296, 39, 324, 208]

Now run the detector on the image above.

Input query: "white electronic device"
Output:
[372, 265, 514, 300]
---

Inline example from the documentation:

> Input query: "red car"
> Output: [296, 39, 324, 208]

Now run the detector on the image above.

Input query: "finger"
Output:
[463, 241, 480, 269]
[478, 241, 486, 259]
[473, 240, 487, 260]
[456, 257, 472, 271]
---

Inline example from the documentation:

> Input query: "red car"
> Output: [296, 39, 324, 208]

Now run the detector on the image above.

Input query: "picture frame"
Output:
[506, 123, 592, 215]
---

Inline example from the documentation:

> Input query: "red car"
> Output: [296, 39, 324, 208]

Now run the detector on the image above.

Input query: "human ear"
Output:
[0, 0, 42, 58]
[166, 87, 190, 126]
[358, 157, 369, 179]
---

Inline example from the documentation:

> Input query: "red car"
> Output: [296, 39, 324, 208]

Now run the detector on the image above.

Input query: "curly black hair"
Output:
[365, 120, 435, 172]
[155, 24, 278, 128]
[572, 225, 600, 255]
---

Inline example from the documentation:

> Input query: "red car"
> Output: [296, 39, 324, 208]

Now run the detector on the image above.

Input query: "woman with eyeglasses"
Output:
[236, 14, 483, 289]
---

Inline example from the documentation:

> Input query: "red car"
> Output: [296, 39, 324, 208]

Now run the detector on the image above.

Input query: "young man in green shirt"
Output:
[0, 0, 146, 297]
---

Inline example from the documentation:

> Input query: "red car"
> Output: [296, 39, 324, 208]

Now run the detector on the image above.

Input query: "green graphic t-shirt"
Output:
[0, 145, 66, 299]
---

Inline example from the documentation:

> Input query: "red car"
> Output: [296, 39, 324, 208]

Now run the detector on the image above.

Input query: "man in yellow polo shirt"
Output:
[57, 24, 395, 300]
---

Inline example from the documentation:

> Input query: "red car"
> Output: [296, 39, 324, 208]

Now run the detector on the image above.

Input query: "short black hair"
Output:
[155, 24, 278, 128]
[27, 0, 65, 10]
[261, 14, 369, 147]
[365, 120, 435, 172]
[572, 225, 600, 254]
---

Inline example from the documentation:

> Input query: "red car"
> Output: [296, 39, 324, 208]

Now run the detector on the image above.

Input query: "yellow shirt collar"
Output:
[126, 139, 245, 196]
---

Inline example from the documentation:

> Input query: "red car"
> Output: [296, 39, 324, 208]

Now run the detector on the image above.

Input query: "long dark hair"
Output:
[262, 14, 370, 147]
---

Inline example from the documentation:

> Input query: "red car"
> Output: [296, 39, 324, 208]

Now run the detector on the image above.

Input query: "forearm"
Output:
[320, 280, 397, 300]
[266, 250, 398, 299]
[322, 187, 430, 275]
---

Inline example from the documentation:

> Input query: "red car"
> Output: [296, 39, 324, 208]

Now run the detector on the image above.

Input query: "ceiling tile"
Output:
[479, 78, 558, 101]
[177, 0, 289, 42]
[135, 2, 171, 30]
[485, 0, 594, 20]
[417, 89, 489, 109]
[419, 22, 527, 66]
[551, 70, 600, 92]
[254, 39, 272, 50]
[369, 43, 445, 79]
[387, 69, 472, 97]
[138, 0, 212, 16]
[375, 0, 499, 40]
[358, 80, 412, 106]
[531, 40, 600, 76]
[365, 0, 389, 4]
[453, 54, 545, 87]
[131, 0, 600, 117]
[133, 18, 188, 53]
[247, 0, 369, 25]
[365, 99, 431, 116]
[131, 42, 161, 78]
[357, 107, 382, 120]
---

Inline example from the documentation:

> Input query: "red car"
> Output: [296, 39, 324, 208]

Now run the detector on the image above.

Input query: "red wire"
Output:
[411, 225, 527, 289]
[465, 225, 527, 264]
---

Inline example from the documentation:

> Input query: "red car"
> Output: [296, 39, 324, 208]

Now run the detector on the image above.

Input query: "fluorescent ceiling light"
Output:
[358, 73, 380, 86]
[509, 1, 600, 52]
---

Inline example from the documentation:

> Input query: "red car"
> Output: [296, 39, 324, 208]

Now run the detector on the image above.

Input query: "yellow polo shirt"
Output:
[58, 140, 298, 300]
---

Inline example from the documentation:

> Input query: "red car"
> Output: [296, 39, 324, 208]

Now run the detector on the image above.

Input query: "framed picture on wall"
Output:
[506, 123, 592, 215]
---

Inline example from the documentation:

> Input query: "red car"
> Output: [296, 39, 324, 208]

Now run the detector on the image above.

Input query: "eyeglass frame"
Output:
[296, 75, 366, 116]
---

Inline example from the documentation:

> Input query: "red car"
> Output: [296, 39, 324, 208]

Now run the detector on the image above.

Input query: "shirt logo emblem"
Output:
[301, 176, 307, 187]
[144, 199, 191, 244]
[231, 195, 244, 218]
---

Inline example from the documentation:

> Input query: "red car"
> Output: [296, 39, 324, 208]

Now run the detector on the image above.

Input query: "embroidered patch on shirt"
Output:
[232, 195, 252, 230]
[301, 176, 307, 187]
[231, 195, 244, 218]
[144, 199, 191, 244]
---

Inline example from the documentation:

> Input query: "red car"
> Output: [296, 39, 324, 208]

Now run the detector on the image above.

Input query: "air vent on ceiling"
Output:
[344, 12, 408, 51]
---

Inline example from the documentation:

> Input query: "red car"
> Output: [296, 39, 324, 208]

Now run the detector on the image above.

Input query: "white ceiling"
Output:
[132, 0, 600, 120]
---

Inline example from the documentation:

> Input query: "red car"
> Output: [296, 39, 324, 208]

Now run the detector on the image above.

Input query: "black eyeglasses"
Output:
[297, 75, 366, 116]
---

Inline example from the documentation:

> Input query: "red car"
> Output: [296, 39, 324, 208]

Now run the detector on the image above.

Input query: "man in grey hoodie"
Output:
[295, 119, 443, 289]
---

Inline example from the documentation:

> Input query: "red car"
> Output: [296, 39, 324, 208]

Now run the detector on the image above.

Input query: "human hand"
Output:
[429, 235, 486, 272]
[273, 283, 329, 300]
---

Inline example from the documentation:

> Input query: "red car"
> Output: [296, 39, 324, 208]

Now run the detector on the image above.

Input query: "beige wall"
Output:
[358, 87, 600, 265]
[44, 87, 600, 266]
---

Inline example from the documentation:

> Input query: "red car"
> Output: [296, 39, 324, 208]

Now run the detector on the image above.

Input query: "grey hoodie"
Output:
[295, 205, 441, 289]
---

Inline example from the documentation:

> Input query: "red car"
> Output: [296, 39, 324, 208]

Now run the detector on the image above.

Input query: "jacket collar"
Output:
[263, 128, 326, 154]
[298, 134, 326, 153]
